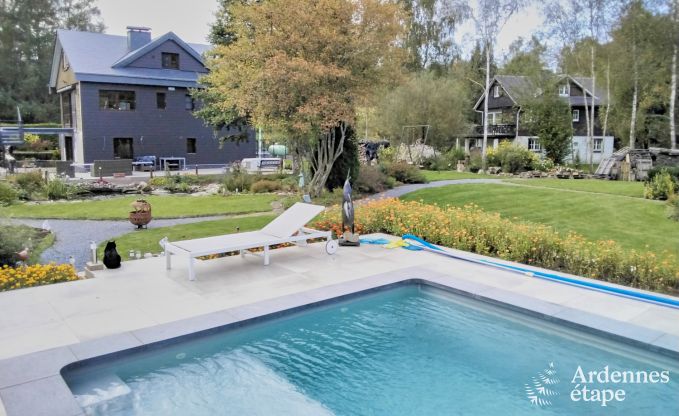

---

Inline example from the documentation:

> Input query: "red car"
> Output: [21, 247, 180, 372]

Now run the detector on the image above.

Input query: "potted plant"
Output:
[129, 199, 152, 229]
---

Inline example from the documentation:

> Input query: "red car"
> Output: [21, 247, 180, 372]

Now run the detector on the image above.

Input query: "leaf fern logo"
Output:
[525, 362, 560, 407]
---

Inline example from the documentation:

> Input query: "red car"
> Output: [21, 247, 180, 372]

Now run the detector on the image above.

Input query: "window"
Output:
[572, 109, 579, 122]
[156, 92, 166, 109]
[61, 93, 72, 127]
[186, 138, 197, 154]
[528, 138, 542, 151]
[558, 84, 570, 97]
[486, 112, 500, 126]
[493, 85, 500, 98]
[99, 90, 136, 111]
[162, 52, 179, 69]
[185, 94, 195, 110]
[593, 138, 603, 152]
[113, 138, 134, 159]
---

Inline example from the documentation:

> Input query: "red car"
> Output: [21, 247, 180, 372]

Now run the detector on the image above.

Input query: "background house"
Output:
[468, 75, 614, 164]
[48, 26, 255, 166]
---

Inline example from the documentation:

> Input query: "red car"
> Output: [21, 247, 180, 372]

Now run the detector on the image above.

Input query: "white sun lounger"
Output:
[163, 202, 338, 281]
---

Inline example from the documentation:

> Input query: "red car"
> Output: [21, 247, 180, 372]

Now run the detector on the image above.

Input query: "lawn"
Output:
[402, 183, 677, 254]
[0, 194, 277, 220]
[102, 215, 276, 259]
[505, 178, 645, 198]
[421, 170, 497, 181]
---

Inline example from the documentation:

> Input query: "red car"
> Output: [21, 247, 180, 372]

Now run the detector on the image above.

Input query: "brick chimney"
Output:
[126, 26, 151, 51]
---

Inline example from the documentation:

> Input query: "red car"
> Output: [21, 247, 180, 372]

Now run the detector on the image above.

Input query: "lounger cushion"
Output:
[260, 203, 325, 238]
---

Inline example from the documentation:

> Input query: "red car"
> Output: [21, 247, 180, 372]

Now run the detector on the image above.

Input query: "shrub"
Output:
[312, 199, 679, 294]
[644, 170, 676, 200]
[0, 263, 79, 291]
[669, 196, 679, 222]
[647, 166, 679, 184]
[46, 178, 70, 200]
[493, 142, 536, 173]
[0, 182, 17, 206]
[280, 176, 299, 192]
[12, 171, 45, 197]
[355, 165, 393, 193]
[223, 165, 254, 192]
[531, 156, 555, 172]
[377, 145, 396, 163]
[0, 225, 36, 266]
[251, 179, 282, 193]
[381, 162, 426, 184]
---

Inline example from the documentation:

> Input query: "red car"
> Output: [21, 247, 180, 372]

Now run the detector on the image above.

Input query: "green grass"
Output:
[421, 170, 497, 181]
[0, 194, 277, 220]
[102, 215, 276, 259]
[403, 184, 677, 254]
[505, 179, 645, 198]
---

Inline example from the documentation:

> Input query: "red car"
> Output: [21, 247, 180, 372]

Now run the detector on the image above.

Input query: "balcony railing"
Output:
[473, 124, 516, 136]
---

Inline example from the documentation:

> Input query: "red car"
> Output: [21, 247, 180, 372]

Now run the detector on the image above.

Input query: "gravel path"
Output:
[13, 213, 271, 269]
[365, 179, 503, 200]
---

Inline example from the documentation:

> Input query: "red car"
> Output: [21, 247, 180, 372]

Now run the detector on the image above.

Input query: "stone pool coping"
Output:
[0, 265, 677, 416]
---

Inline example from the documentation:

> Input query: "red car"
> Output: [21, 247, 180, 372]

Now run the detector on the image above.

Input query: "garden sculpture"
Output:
[339, 172, 360, 247]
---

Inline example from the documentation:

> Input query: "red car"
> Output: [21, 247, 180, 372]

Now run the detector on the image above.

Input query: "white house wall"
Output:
[512, 136, 614, 164]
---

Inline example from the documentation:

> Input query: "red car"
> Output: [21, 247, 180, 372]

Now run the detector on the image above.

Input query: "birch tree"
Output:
[670, 0, 678, 149]
[471, 0, 525, 171]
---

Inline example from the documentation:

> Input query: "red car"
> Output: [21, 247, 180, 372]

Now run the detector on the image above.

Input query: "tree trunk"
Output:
[630, 36, 639, 149]
[308, 123, 347, 197]
[589, 44, 596, 172]
[603, 60, 610, 138]
[671, 43, 677, 150]
[482, 45, 490, 172]
[582, 82, 592, 170]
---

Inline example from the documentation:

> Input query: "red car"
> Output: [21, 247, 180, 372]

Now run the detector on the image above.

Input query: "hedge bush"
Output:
[487, 142, 537, 173]
[644, 170, 676, 200]
[0, 181, 17, 206]
[312, 199, 679, 293]
[355, 165, 394, 193]
[11, 171, 45, 198]
[46, 178, 70, 200]
[381, 162, 426, 184]
[251, 179, 282, 193]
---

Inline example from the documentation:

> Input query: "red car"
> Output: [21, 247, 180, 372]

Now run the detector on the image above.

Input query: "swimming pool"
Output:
[63, 284, 678, 415]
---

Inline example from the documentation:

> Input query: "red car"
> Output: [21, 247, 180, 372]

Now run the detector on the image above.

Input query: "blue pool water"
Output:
[63, 285, 678, 415]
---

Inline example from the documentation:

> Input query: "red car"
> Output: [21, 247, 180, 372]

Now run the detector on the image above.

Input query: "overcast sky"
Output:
[95, 0, 544, 59]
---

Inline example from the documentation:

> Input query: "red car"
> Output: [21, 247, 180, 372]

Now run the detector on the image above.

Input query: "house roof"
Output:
[473, 74, 606, 111]
[49, 29, 212, 89]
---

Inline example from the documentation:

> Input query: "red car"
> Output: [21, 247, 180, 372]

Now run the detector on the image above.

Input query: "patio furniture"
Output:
[160, 156, 186, 171]
[133, 155, 156, 171]
[163, 202, 338, 281]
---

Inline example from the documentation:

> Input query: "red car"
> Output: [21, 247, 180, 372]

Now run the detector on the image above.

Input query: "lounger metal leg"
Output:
[263, 245, 270, 266]
[166, 250, 171, 270]
[188, 257, 196, 281]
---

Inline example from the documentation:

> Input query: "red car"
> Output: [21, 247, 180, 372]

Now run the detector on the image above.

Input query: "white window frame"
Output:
[493, 85, 500, 98]
[572, 109, 579, 122]
[486, 111, 500, 126]
[528, 138, 542, 151]
[559, 84, 570, 97]
[593, 138, 603, 152]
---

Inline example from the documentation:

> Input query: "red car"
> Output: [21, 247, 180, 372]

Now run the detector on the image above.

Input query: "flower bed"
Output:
[312, 199, 679, 294]
[0, 263, 79, 291]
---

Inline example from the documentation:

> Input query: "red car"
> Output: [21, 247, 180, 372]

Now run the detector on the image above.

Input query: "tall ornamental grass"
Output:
[312, 199, 679, 294]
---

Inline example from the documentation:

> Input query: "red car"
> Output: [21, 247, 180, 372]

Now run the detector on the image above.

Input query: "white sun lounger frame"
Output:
[163, 203, 336, 281]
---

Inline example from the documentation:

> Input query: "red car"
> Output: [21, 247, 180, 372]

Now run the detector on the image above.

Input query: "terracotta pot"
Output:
[129, 209, 152, 229]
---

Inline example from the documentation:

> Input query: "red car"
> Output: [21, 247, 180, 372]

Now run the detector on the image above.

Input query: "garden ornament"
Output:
[339, 172, 360, 247]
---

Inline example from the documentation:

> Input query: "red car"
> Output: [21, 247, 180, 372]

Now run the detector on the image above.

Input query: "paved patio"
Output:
[0, 234, 678, 415]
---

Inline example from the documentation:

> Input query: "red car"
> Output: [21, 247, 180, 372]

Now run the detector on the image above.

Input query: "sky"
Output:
[95, 0, 545, 60]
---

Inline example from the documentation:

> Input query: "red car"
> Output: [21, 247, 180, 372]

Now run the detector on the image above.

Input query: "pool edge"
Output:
[0, 265, 677, 416]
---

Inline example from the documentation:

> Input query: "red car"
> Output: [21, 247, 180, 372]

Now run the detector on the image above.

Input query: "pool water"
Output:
[64, 285, 678, 415]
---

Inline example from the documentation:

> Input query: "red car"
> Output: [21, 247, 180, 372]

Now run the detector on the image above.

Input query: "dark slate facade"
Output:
[79, 82, 253, 164]
[48, 27, 256, 165]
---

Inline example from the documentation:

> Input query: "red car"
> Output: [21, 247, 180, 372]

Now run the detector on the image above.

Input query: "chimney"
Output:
[126, 26, 151, 51]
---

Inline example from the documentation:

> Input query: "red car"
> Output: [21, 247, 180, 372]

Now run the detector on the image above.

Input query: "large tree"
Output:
[501, 36, 547, 77]
[373, 71, 471, 151]
[398, 0, 469, 70]
[0, 0, 103, 123]
[198, 0, 404, 196]
[523, 80, 574, 163]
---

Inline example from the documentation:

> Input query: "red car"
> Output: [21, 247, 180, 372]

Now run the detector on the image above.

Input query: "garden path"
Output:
[12, 212, 272, 269]
[365, 179, 503, 200]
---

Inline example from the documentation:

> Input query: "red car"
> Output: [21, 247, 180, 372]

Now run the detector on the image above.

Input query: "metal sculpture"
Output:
[339, 172, 360, 246]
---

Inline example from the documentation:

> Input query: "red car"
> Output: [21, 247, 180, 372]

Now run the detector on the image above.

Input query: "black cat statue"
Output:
[103, 241, 122, 269]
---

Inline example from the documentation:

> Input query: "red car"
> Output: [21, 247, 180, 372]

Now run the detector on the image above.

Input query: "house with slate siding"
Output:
[48, 26, 255, 165]
[468, 75, 614, 164]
